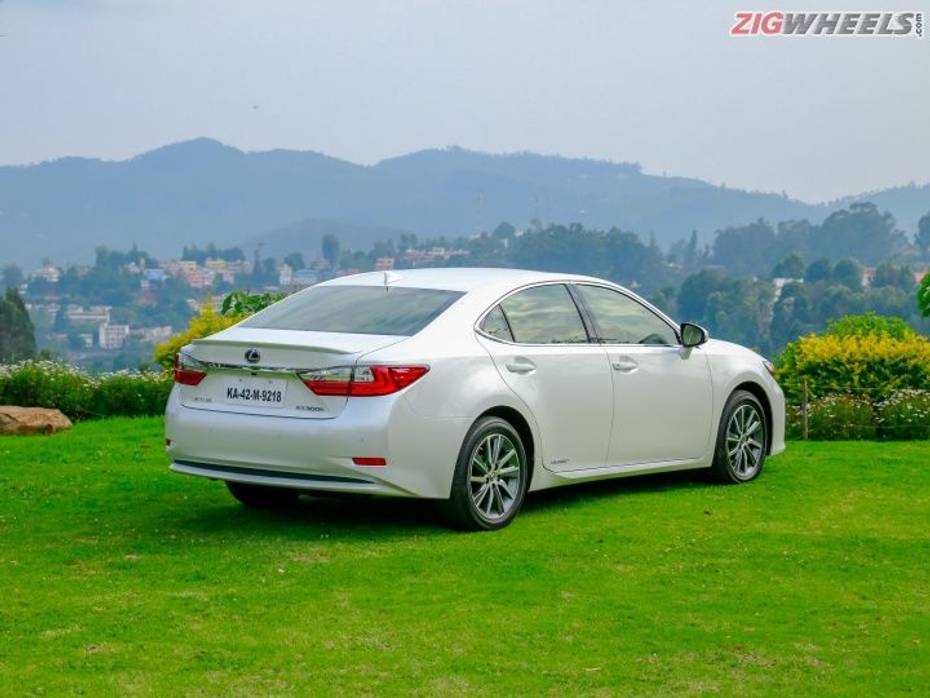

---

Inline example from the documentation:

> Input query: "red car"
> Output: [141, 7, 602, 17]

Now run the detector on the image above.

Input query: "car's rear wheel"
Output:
[226, 481, 301, 509]
[710, 390, 768, 483]
[440, 416, 529, 531]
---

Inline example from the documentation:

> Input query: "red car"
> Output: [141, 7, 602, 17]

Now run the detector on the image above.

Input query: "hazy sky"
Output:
[1, 0, 928, 201]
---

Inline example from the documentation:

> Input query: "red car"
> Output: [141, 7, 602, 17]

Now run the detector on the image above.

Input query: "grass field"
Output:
[1, 418, 928, 696]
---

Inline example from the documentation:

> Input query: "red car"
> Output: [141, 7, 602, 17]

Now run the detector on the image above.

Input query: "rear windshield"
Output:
[240, 285, 464, 336]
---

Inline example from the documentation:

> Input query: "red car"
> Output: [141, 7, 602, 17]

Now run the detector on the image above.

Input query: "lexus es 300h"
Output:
[166, 268, 785, 530]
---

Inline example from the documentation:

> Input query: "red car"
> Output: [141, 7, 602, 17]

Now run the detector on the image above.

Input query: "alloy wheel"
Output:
[726, 403, 765, 478]
[468, 432, 522, 521]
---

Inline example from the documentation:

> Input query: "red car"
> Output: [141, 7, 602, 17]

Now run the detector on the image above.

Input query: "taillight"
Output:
[299, 365, 428, 397]
[173, 352, 207, 386]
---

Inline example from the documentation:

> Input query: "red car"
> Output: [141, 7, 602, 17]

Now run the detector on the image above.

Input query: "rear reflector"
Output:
[352, 457, 387, 466]
[299, 365, 429, 397]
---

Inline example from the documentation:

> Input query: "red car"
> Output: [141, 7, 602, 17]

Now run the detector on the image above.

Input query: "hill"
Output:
[2, 139, 927, 268]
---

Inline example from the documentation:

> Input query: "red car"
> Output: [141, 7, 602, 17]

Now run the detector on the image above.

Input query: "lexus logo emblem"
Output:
[244, 348, 261, 364]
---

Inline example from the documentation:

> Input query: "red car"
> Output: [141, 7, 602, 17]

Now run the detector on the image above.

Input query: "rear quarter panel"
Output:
[361, 325, 546, 489]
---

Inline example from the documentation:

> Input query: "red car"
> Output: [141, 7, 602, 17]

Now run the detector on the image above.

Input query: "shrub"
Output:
[876, 390, 930, 440]
[777, 332, 930, 404]
[221, 290, 285, 316]
[0, 361, 172, 420]
[153, 290, 286, 370]
[918, 272, 930, 318]
[154, 306, 244, 370]
[824, 312, 919, 340]
[806, 395, 876, 440]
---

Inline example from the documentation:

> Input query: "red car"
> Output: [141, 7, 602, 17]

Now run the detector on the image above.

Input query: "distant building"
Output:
[30, 265, 61, 283]
[182, 267, 216, 288]
[278, 264, 294, 286]
[772, 277, 802, 301]
[143, 268, 167, 282]
[226, 260, 252, 275]
[187, 297, 224, 313]
[862, 267, 876, 288]
[98, 323, 131, 350]
[25, 303, 61, 322]
[403, 247, 468, 267]
[374, 257, 395, 271]
[132, 325, 173, 344]
[65, 305, 112, 324]
[291, 269, 320, 287]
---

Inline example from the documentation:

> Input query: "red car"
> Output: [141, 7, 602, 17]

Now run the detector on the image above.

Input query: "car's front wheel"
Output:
[710, 390, 768, 483]
[226, 481, 300, 509]
[440, 417, 529, 531]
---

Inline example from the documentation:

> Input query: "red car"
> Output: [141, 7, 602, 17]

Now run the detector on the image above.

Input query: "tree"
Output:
[805, 258, 832, 283]
[684, 230, 700, 268]
[0, 288, 36, 361]
[771, 253, 805, 279]
[649, 287, 677, 317]
[283, 252, 305, 270]
[917, 211, 930, 256]
[832, 258, 864, 292]
[919, 272, 930, 318]
[872, 263, 916, 292]
[2, 264, 24, 289]
[493, 222, 516, 239]
[677, 270, 727, 321]
[322, 234, 341, 268]
[812, 202, 907, 264]
[770, 282, 813, 349]
[712, 219, 777, 276]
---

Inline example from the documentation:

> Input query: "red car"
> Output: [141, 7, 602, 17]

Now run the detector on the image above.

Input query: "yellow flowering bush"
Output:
[154, 306, 245, 369]
[777, 333, 930, 404]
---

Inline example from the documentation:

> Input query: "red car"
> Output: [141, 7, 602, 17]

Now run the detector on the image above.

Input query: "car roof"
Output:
[321, 267, 604, 293]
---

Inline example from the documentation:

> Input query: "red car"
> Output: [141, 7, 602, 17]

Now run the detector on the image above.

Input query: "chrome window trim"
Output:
[474, 280, 594, 347]
[574, 282, 683, 347]
[474, 280, 684, 348]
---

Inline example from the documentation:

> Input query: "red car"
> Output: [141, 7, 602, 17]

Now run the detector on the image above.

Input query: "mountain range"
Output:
[2, 138, 928, 269]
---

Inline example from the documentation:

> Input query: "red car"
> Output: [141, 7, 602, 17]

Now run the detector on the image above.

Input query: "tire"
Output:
[439, 416, 529, 531]
[226, 481, 301, 509]
[710, 390, 768, 483]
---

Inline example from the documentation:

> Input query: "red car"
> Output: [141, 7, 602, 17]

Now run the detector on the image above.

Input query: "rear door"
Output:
[575, 284, 713, 465]
[476, 283, 613, 473]
[179, 328, 404, 419]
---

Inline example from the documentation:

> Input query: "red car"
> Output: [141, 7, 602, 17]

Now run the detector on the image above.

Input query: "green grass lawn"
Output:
[1, 418, 928, 696]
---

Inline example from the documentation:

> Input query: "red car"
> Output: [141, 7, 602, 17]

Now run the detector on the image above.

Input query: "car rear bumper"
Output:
[165, 386, 469, 499]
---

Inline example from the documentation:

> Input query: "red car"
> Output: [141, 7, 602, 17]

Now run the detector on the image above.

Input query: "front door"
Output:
[575, 284, 713, 466]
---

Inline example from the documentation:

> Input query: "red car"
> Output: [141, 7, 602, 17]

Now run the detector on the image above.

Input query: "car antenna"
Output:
[383, 271, 400, 290]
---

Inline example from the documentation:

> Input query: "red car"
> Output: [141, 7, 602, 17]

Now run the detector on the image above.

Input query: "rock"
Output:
[0, 406, 72, 435]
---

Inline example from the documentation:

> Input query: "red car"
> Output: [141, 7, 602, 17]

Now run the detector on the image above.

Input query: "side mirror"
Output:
[680, 322, 708, 348]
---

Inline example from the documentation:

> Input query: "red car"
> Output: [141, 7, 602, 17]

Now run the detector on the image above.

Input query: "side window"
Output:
[479, 305, 514, 342]
[578, 285, 678, 345]
[500, 284, 589, 344]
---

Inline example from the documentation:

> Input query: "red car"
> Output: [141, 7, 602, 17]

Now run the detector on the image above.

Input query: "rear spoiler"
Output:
[190, 337, 356, 355]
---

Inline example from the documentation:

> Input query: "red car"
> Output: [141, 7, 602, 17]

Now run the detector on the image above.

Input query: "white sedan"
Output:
[166, 268, 785, 530]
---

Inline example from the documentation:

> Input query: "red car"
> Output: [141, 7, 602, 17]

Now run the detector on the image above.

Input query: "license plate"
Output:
[224, 377, 287, 408]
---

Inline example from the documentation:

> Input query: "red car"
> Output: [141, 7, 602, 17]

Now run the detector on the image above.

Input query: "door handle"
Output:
[505, 358, 536, 375]
[611, 356, 638, 373]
